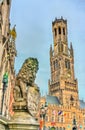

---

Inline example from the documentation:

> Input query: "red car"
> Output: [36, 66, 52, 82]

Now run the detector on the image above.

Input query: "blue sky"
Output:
[10, 0, 85, 100]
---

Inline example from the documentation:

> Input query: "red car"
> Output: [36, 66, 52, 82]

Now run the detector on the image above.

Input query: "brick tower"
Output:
[48, 17, 79, 108]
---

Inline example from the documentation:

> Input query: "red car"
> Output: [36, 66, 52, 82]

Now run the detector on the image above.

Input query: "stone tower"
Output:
[0, 0, 16, 117]
[48, 17, 79, 108]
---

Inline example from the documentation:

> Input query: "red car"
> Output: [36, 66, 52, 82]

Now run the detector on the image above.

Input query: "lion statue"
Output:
[13, 57, 40, 116]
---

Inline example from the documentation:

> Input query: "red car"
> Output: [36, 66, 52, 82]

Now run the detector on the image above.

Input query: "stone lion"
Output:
[14, 58, 39, 102]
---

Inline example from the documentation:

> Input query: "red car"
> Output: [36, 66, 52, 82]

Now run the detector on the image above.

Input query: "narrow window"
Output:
[63, 28, 65, 35]
[55, 60, 58, 68]
[65, 59, 70, 69]
[58, 27, 61, 34]
[54, 28, 57, 36]
[73, 118, 76, 125]
[68, 61, 70, 69]
[53, 61, 55, 70]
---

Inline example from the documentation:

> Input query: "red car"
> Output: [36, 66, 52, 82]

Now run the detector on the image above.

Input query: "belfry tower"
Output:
[48, 17, 79, 108]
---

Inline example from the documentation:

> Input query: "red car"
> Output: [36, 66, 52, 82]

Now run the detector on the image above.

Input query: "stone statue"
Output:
[13, 57, 40, 117]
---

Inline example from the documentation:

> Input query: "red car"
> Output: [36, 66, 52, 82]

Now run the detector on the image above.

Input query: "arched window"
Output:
[58, 27, 61, 34]
[55, 60, 58, 68]
[63, 28, 65, 35]
[65, 59, 70, 69]
[73, 118, 76, 125]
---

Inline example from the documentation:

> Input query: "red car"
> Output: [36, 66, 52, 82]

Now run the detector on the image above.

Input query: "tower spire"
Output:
[70, 42, 74, 57]
[50, 44, 53, 57]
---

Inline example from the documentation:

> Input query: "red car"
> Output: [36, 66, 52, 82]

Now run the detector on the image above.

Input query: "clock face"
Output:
[67, 73, 71, 78]
[67, 70, 71, 78]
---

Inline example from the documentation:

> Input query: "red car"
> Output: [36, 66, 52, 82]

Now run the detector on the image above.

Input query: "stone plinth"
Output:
[8, 110, 39, 130]
[8, 122, 39, 130]
[0, 111, 39, 130]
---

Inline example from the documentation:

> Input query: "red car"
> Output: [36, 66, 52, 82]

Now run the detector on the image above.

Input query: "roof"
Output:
[80, 100, 85, 109]
[46, 95, 60, 105]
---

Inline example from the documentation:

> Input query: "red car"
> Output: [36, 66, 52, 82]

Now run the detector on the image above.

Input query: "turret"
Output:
[50, 44, 53, 58]
[70, 42, 74, 57]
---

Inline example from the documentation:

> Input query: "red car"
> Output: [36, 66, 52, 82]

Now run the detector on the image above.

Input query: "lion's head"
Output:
[16, 57, 39, 85]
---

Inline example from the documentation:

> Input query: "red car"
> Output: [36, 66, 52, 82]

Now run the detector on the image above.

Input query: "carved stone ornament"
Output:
[27, 84, 40, 117]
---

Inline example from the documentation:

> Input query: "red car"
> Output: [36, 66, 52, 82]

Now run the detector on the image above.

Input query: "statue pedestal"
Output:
[0, 102, 39, 130]
[9, 110, 39, 130]
[0, 111, 39, 130]
[8, 102, 39, 130]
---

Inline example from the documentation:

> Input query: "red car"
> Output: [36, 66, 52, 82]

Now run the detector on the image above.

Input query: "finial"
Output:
[50, 44, 52, 52]
[70, 42, 74, 57]
[70, 42, 73, 49]
[61, 16, 63, 19]
[10, 25, 17, 39]
[55, 17, 57, 21]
